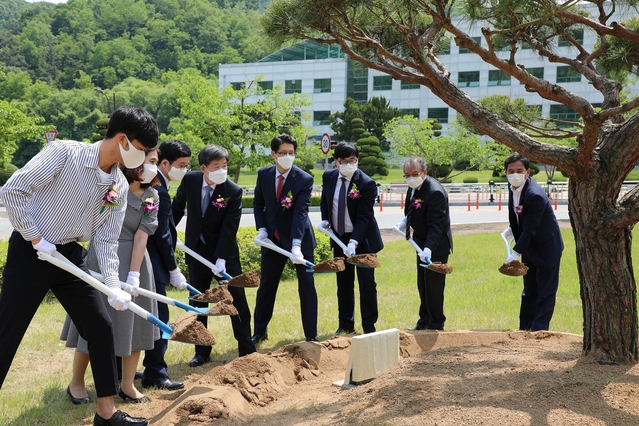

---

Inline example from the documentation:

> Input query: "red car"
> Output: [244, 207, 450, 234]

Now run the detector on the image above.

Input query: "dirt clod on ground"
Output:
[312, 257, 345, 272]
[170, 312, 217, 346]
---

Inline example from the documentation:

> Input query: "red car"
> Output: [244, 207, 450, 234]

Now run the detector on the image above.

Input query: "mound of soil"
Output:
[170, 313, 217, 346]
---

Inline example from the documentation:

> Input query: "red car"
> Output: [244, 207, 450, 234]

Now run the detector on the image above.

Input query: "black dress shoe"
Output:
[407, 324, 427, 331]
[188, 354, 211, 368]
[66, 385, 90, 405]
[306, 337, 319, 342]
[134, 371, 143, 380]
[250, 334, 268, 344]
[140, 376, 184, 390]
[118, 389, 151, 404]
[334, 327, 356, 336]
[93, 410, 148, 426]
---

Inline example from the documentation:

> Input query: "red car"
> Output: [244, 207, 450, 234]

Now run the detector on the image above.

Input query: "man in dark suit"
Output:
[142, 139, 191, 390]
[319, 142, 383, 335]
[172, 144, 256, 367]
[503, 153, 564, 331]
[394, 156, 453, 331]
[252, 134, 318, 343]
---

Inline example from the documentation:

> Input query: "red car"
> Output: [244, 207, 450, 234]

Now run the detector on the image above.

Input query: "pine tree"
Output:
[356, 131, 388, 177]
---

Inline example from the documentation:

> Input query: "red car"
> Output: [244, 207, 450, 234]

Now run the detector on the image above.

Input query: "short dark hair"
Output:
[105, 106, 159, 149]
[158, 139, 191, 164]
[141, 147, 161, 188]
[199, 144, 229, 166]
[120, 163, 144, 184]
[271, 134, 297, 152]
[403, 156, 427, 172]
[504, 153, 530, 170]
[333, 142, 358, 160]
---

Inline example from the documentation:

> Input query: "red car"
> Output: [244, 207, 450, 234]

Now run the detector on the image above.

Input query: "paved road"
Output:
[0, 203, 569, 240]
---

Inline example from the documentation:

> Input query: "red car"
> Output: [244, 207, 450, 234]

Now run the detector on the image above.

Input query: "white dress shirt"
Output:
[332, 174, 354, 234]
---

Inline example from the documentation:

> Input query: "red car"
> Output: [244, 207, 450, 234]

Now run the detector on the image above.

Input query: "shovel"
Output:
[316, 225, 380, 269]
[498, 233, 528, 276]
[253, 237, 345, 273]
[88, 270, 211, 316]
[391, 227, 453, 274]
[176, 240, 260, 288]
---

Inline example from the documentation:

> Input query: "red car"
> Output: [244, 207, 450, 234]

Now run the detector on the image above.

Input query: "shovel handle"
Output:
[176, 240, 233, 282]
[253, 237, 315, 268]
[40, 252, 173, 336]
[501, 233, 513, 256]
[392, 227, 432, 266]
[88, 270, 204, 314]
[316, 224, 353, 256]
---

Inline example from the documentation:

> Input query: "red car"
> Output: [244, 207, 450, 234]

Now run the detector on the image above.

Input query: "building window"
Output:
[401, 81, 420, 90]
[285, 80, 302, 94]
[428, 108, 448, 124]
[549, 104, 580, 127]
[258, 80, 273, 92]
[399, 108, 420, 118]
[558, 29, 584, 47]
[313, 110, 331, 125]
[459, 37, 481, 54]
[527, 67, 544, 79]
[230, 82, 244, 90]
[457, 71, 480, 87]
[373, 75, 392, 91]
[488, 70, 511, 86]
[314, 78, 331, 93]
[556, 66, 581, 83]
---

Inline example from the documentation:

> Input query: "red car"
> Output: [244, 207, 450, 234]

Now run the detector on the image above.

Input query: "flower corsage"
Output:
[516, 205, 523, 215]
[348, 184, 360, 200]
[100, 186, 120, 214]
[412, 198, 423, 209]
[212, 196, 226, 210]
[143, 195, 158, 218]
[281, 190, 294, 210]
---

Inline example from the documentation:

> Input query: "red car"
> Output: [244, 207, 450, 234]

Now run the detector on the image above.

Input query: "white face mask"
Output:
[119, 137, 146, 169]
[168, 166, 187, 182]
[339, 163, 358, 178]
[405, 176, 424, 189]
[141, 164, 157, 184]
[507, 173, 527, 188]
[276, 154, 295, 170]
[208, 168, 227, 185]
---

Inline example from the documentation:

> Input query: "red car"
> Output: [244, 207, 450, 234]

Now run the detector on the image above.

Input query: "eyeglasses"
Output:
[403, 173, 422, 179]
[336, 158, 358, 165]
[171, 163, 190, 172]
[275, 151, 295, 157]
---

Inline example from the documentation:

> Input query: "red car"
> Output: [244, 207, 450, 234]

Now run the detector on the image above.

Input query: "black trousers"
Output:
[253, 245, 317, 340]
[188, 240, 256, 357]
[413, 236, 449, 330]
[333, 233, 378, 333]
[142, 280, 169, 379]
[0, 232, 118, 397]
[519, 253, 561, 331]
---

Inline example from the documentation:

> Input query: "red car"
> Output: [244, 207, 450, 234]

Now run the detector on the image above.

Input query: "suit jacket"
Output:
[404, 176, 453, 255]
[253, 165, 316, 254]
[320, 168, 383, 254]
[172, 171, 242, 274]
[509, 177, 563, 267]
[146, 173, 178, 284]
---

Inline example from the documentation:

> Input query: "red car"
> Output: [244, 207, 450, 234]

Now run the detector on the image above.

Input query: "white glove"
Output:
[33, 238, 56, 255]
[256, 229, 268, 241]
[318, 220, 330, 230]
[108, 288, 131, 311]
[345, 242, 357, 258]
[501, 227, 514, 240]
[211, 258, 226, 277]
[506, 251, 520, 263]
[290, 245, 306, 265]
[169, 268, 188, 290]
[123, 271, 140, 296]
[418, 247, 432, 264]
[394, 218, 407, 232]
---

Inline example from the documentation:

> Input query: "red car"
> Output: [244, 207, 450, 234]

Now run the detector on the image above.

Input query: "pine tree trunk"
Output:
[569, 179, 639, 363]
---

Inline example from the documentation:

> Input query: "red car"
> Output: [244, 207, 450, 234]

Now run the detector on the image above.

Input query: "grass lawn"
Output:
[0, 226, 617, 425]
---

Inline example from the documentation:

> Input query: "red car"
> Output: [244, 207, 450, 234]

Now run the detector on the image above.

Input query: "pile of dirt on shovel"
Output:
[312, 257, 345, 272]
[428, 261, 453, 274]
[228, 268, 260, 288]
[205, 298, 238, 316]
[169, 312, 217, 346]
[192, 285, 234, 303]
[499, 260, 529, 276]
[348, 253, 380, 268]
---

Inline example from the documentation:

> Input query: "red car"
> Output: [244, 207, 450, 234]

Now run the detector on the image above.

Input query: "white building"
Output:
[218, 5, 636, 140]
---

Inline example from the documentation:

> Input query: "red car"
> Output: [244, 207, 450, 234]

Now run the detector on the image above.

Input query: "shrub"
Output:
[462, 177, 478, 183]
[0, 163, 18, 185]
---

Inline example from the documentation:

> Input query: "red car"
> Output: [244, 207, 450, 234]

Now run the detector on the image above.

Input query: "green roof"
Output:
[259, 40, 344, 62]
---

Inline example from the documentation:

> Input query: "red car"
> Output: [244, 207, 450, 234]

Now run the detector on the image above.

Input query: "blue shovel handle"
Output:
[146, 313, 173, 336]
[186, 284, 201, 295]
[221, 271, 233, 281]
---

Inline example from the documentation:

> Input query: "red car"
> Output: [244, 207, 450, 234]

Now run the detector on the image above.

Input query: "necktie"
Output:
[274, 174, 284, 241]
[202, 186, 212, 216]
[405, 189, 414, 240]
[337, 177, 346, 236]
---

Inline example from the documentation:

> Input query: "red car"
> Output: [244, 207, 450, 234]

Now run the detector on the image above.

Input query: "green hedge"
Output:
[242, 196, 321, 209]
[462, 177, 478, 183]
